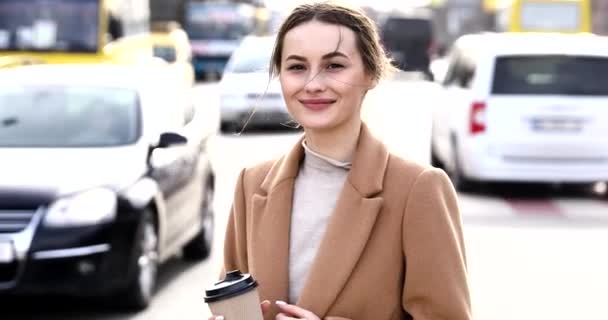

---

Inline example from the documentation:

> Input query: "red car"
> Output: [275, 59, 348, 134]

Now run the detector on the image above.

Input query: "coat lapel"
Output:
[249, 137, 304, 312]
[296, 124, 390, 317]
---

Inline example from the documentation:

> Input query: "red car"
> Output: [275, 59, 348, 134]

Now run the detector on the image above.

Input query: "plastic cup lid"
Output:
[204, 270, 258, 303]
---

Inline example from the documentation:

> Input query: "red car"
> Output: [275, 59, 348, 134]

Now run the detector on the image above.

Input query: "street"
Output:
[4, 82, 608, 320]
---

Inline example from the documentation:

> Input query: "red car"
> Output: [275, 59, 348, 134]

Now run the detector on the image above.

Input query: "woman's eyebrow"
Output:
[286, 55, 307, 62]
[322, 51, 349, 60]
[285, 51, 349, 62]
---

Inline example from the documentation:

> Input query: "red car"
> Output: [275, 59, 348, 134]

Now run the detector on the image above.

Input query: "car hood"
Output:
[219, 72, 283, 96]
[0, 146, 148, 197]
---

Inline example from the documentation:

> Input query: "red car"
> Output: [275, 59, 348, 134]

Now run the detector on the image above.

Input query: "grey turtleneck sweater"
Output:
[288, 141, 352, 304]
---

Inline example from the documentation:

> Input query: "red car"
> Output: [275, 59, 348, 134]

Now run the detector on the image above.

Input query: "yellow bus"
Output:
[0, 0, 153, 65]
[494, 0, 591, 33]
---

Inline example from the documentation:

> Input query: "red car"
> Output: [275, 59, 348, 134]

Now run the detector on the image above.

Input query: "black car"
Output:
[0, 64, 215, 309]
[380, 10, 436, 80]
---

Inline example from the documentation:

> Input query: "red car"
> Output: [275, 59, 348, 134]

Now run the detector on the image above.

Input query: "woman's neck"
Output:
[304, 118, 361, 162]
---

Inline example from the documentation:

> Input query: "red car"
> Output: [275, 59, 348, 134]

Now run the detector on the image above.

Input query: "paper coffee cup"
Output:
[205, 270, 263, 320]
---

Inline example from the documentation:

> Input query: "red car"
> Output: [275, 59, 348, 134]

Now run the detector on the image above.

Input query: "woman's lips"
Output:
[299, 98, 336, 111]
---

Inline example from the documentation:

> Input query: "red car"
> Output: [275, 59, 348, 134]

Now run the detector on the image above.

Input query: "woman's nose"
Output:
[303, 70, 326, 93]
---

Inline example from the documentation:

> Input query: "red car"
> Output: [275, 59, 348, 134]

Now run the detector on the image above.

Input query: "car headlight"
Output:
[44, 188, 117, 227]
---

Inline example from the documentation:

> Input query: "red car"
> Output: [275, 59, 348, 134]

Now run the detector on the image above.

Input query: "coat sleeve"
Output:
[220, 168, 250, 278]
[401, 168, 472, 320]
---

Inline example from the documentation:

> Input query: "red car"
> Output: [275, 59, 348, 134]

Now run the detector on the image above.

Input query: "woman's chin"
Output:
[298, 119, 337, 132]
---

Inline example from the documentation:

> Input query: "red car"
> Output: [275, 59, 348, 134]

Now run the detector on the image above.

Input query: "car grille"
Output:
[0, 210, 37, 233]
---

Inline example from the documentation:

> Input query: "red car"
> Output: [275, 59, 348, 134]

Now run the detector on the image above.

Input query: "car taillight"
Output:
[470, 101, 486, 135]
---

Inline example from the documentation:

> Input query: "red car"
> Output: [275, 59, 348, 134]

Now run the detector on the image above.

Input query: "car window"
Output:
[224, 38, 274, 73]
[492, 55, 608, 95]
[0, 85, 140, 147]
[153, 45, 177, 63]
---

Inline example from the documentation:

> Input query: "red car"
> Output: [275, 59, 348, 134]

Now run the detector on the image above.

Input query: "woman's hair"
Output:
[269, 1, 394, 82]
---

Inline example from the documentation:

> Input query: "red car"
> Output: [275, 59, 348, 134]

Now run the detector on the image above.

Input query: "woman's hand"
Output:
[275, 300, 321, 320]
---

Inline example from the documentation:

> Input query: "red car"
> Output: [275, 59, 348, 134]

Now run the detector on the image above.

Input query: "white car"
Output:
[0, 64, 215, 309]
[431, 32, 608, 190]
[218, 35, 293, 133]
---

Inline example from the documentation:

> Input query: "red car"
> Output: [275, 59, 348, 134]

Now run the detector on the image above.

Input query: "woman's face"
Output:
[279, 20, 375, 132]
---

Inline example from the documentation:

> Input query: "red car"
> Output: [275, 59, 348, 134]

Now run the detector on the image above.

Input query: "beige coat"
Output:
[222, 123, 472, 320]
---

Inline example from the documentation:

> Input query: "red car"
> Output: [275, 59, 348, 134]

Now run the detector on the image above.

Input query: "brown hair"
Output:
[269, 2, 394, 82]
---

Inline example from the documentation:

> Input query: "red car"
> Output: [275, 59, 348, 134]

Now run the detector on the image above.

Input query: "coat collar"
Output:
[252, 123, 389, 319]
[260, 123, 389, 197]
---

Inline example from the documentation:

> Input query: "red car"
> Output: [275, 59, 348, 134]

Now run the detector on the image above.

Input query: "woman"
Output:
[212, 2, 471, 320]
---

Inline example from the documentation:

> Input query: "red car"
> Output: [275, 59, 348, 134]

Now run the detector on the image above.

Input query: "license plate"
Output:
[0, 241, 14, 263]
[531, 117, 584, 132]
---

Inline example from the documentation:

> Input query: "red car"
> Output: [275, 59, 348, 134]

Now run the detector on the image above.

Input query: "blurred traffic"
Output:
[1, 0, 608, 319]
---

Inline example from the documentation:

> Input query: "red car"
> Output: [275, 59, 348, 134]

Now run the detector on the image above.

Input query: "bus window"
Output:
[497, 0, 591, 33]
[0, 0, 99, 52]
[185, 2, 255, 41]
[519, 2, 580, 31]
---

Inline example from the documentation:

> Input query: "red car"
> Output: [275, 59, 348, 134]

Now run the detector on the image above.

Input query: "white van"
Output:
[431, 32, 608, 190]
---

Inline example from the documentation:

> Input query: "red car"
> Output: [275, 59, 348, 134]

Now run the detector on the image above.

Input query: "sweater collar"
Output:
[301, 140, 352, 170]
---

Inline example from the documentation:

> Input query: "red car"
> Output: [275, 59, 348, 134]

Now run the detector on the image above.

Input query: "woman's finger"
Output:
[261, 300, 272, 315]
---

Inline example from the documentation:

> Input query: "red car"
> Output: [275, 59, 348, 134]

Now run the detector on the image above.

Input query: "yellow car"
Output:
[149, 21, 195, 88]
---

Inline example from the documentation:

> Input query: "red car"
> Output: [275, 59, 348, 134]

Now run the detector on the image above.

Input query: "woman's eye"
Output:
[327, 63, 345, 70]
[287, 64, 305, 71]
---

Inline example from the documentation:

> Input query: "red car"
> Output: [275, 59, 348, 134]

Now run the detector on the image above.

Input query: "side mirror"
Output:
[157, 132, 187, 148]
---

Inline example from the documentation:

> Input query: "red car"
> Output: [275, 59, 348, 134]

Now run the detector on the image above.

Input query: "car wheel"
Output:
[450, 140, 475, 192]
[183, 181, 214, 260]
[119, 209, 158, 310]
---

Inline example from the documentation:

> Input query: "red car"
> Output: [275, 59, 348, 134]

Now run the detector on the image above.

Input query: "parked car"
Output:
[219, 35, 292, 133]
[431, 32, 608, 190]
[0, 64, 215, 309]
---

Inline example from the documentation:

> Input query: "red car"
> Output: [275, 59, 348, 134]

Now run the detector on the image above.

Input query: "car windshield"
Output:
[0, 86, 140, 147]
[185, 2, 254, 41]
[224, 38, 274, 73]
[492, 55, 608, 96]
[0, 0, 99, 52]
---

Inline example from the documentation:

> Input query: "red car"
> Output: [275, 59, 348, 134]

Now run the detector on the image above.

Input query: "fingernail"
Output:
[216, 317, 225, 320]
[276, 300, 287, 305]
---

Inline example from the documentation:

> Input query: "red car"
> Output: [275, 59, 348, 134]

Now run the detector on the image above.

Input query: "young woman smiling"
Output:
[211, 2, 472, 320]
